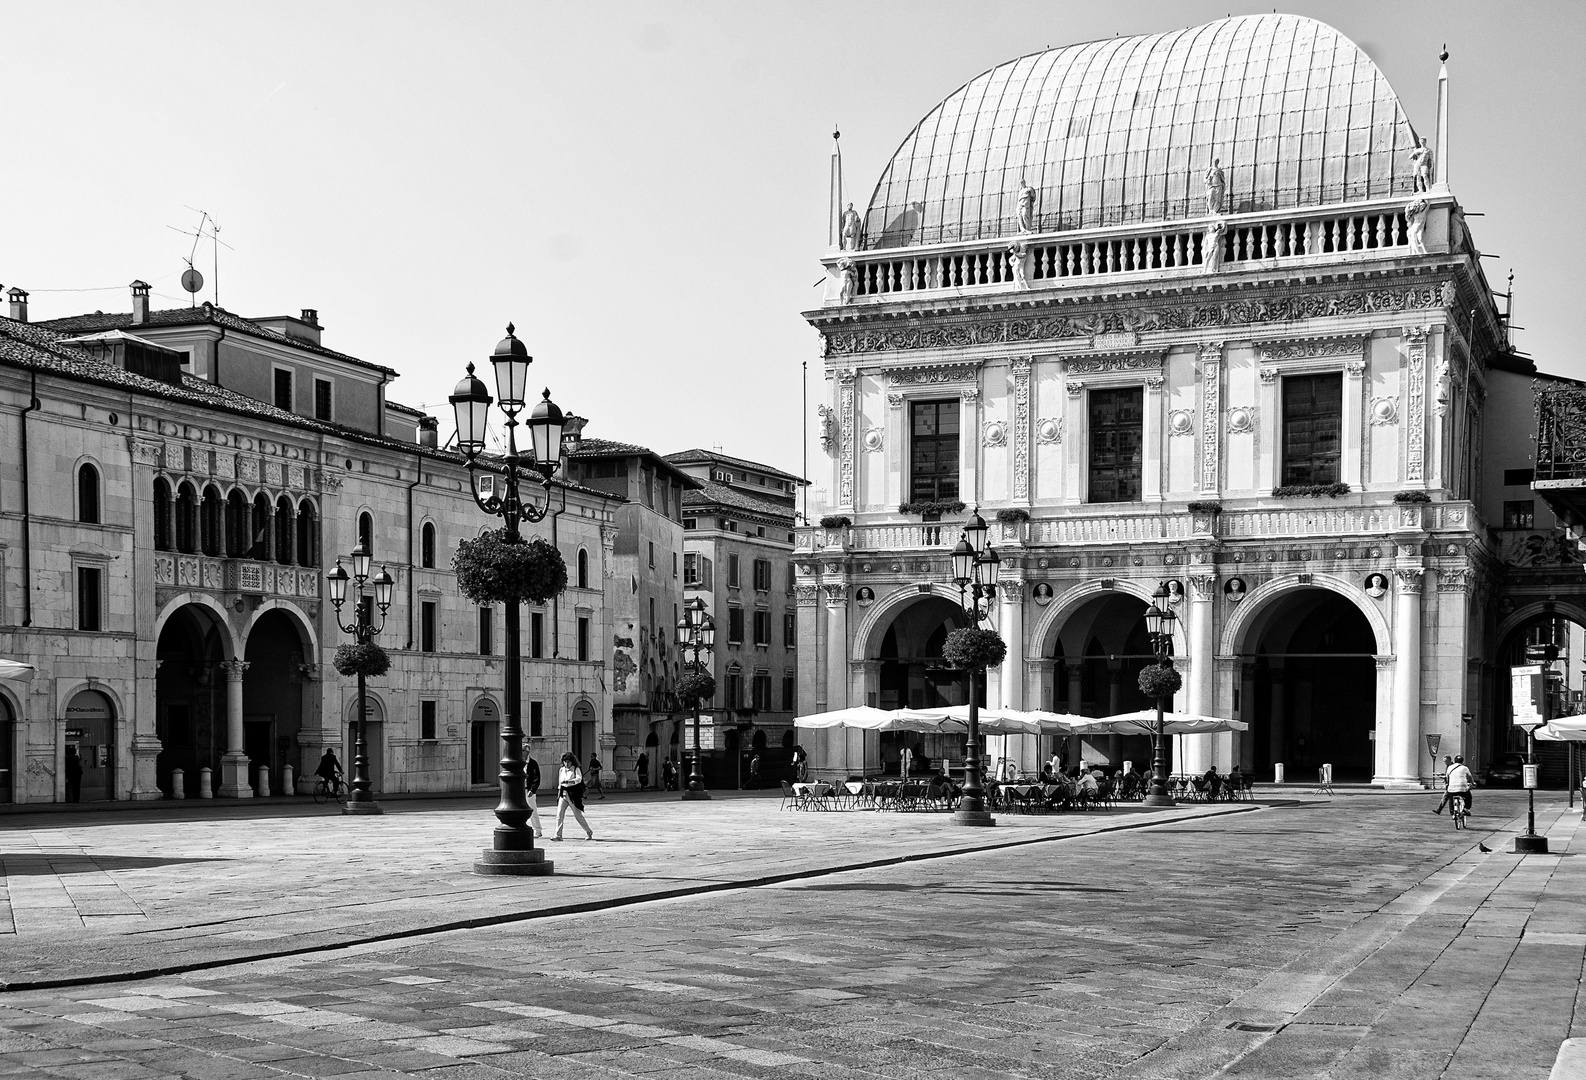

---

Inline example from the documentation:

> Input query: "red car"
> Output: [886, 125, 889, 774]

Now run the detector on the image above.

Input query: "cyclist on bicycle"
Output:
[1433, 755, 1474, 816]
[315, 748, 344, 794]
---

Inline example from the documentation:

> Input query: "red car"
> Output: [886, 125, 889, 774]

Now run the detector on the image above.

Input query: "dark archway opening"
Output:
[243, 611, 308, 795]
[155, 607, 228, 797]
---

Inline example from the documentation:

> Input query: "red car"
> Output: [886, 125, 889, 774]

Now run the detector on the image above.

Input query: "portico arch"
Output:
[1220, 572, 1391, 657]
[153, 594, 240, 661]
[154, 601, 234, 797]
[1028, 578, 1161, 661]
[852, 583, 958, 664]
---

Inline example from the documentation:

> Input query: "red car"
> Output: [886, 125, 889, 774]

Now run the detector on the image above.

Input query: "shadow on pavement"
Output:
[0, 854, 228, 873]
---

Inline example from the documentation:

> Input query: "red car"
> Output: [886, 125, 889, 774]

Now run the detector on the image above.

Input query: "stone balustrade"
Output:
[153, 552, 323, 598]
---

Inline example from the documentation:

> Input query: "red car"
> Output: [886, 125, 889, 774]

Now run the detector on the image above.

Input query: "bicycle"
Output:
[312, 776, 346, 805]
[1449, 793, 1470, 830]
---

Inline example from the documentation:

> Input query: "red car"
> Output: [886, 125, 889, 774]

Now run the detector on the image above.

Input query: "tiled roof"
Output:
[569, 437, 701, 488]
[683, 480, 796, 523]
[37, 303, 399, 377]
[0, 317, 617, 502]
[385, 399, 430, 418]
[665, 448, 805, 484]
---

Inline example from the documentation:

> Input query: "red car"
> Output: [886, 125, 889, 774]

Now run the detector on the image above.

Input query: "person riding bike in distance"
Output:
[1433, 755, 1474, 817]
[315, 748, 344, 796]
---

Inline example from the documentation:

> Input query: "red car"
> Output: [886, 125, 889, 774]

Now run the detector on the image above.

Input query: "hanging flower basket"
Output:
[453, 529, 568, 606]
[941, 627, 1008, 669]
[1138, 662, 1182, 700]
[677, 671, 716, 705]
[333, 642, 390, 679]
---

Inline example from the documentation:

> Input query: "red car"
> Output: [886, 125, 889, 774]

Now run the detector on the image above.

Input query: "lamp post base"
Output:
[342, 798, 384, 816]
[1512, 834, 1550, 855]
[951, 808, 996, 827]
[682, 790, 712, 801]
[474, 848, 555, 875]
[1142, 793, 1177, 807]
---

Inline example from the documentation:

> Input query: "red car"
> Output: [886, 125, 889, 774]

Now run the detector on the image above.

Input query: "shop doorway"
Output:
[570, 700, 596, 768]
[65, 689, 115, 802]
[346, 696, 384, 794]
[470, 697, 500, 786]
[0, 696, 13, 802]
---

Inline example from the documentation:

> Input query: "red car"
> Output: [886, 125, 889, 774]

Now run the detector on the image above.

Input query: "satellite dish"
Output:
[181, 266, 204, 294]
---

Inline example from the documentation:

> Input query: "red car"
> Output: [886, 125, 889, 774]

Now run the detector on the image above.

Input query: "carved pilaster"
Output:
[1258, 367, 1278, 384]
[1404, 326, 1428, 482]
[794, 585, 820, 608]
[1065, 380, 1085, 397]
[128, 437, 163, 467]
[1011, 358, 1031, 501]
[1198, 343, 1222, 495]
[838, 370, 856, 509]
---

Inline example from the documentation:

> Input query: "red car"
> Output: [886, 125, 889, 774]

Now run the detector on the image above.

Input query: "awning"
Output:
[0, 660, 35, 681]
[1063, 710, 1248, 736]
[1534, 717, 1586, 742]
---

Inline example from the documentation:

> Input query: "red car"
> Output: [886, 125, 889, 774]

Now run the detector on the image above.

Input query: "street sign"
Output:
[1523, 763, 1540, 790]
[1512, 665, 1546, 728]
[1426, 733, 1442, 760]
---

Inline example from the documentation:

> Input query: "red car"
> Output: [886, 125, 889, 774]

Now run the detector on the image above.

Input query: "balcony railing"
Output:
[1536, 388, 1586, 482]
[153, 553, 323, 599]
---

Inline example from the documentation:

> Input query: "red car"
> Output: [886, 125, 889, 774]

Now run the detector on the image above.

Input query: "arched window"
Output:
[577, 547, 589, 589]
[421, 522, 437, 569]
[200, 486, 223, 557]
[153, 478, 172, 552]
[358, 511, 374, 555]
[77, 463, 100, 524]
[225, 490, 248, 557]
[175, 482, 197, 554]
[274, 496, 295, 565]
[296, 499, 318, 567]
[250, 494, 272, 560]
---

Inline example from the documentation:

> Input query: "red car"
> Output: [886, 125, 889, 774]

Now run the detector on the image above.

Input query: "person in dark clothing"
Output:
[526, 755, 543, 837]
[636, 751, 650, 790]
[748, 752, 762, 789]
[64, 746, 83, 802]
[662, 756, 678, 791]
[587, 754, 606, 798]
[314, 749, 343, 791]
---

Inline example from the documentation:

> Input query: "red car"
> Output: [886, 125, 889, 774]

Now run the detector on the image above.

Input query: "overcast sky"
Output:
[2, 1, 1581, 477]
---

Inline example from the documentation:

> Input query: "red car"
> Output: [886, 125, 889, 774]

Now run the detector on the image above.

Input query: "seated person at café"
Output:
[935, 767, 963, 799]
[1202, 765, 1221, 798]
[1076, 764, 1100, 801]
[1039, 763, 1058, 784]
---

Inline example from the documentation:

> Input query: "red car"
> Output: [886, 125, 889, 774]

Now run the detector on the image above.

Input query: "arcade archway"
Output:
[155, 604, 230, 797]
[1044, 590, 1156, 769]
[873, 596, 974, 775]
[244, 610, 311, 795]
[1235, 588, 1377, 782]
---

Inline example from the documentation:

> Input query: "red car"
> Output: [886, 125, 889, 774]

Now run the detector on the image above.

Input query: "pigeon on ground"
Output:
[1478, 842, 1492, 853]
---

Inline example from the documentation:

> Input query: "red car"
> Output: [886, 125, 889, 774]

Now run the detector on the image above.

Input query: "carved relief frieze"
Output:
[886, 363, 980, 386]
[821, 284, 1452, 355]
[838, 370, 856, 507]
[1010, 357, 1031, 501]
[1198, 343, 1222, 494]
[1067, 355, 1162, 376]
[238, 456, 260, 483]
[264, 461, 283, 487]
[1404, 325, 1428, 482]
[1257, 336, 1365, 363]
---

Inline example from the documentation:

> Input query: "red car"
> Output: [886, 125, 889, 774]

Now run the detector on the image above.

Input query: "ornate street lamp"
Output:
[451, 324, 567, 876]
[676, 596, 716, 801]
[948, 509, 1002, 827]
[1141, 581, 1179, 807]
[327, 546, 394, 815]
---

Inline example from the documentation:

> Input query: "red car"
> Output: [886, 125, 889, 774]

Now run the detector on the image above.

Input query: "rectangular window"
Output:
[1088, 387, 1144, 503]
[273, 368, 293, 412]
[672, 551, 678, 578]
[1281, 373, 1343, 487]
[684, 552, 700, 585]
[784, 610, 796, 648]
[683, 518, 697, 530]
[314, 378, 332, 421]
[728, 605, 744, 644]
[753, 559, 770, 591]
[529, 700, 544, 739]
[752, 672, 772, 711]
[648, 541, 655, 569]
[910, 399, 960, 502]
[420, 700, 437, 741]
[1504, 500, 1536, 529]
[577, 617, 590, 662]
[477, 607, 493, 655]
[728, 554, 741, 588]
[77, 566, 102, 631]
[754, 609, 772, 648]
[1504, 468, 1535, 486]
[700, 556, 714, 589]
[530, 611, 544, 659]
[724, 670, 742, 709]
[782, 674, 796, 712]
[421, 601, 437, 653]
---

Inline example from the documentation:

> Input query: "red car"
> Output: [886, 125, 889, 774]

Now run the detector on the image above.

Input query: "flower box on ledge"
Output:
[899, 500, 966, 524]
[1186, 501, 1223, 536]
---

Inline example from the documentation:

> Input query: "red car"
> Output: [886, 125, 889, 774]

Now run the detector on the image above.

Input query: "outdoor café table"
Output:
[842, 780, 869, 808]
[871, 780, 902, 809]
[792, 781, 834, 809]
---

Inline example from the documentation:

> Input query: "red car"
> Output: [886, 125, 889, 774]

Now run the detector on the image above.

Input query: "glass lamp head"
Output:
[326, 562, 349, 607]
[526, 389, 566, 475]
[701, 615, 717, 649]
[964, 508, 989, 554]
[951, 536, 975, 587]
[448, 363, 492, 457]
[350, 542, 372, 582]
[490, 323, 531, 412]
[372, 567, 395, 611]
[1144, 602, 1164, 637]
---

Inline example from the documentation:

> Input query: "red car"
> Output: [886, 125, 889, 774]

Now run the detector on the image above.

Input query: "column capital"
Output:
[1187, 574, 1218, 602]
[1374, 654, 1394, 670]
[219, 659, 250, 682]
[822, 583, 847, 605]
[1394, 568, 1425, 594]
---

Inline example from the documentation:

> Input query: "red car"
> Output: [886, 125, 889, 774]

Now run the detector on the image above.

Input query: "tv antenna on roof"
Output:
[166, 209, 232, 308]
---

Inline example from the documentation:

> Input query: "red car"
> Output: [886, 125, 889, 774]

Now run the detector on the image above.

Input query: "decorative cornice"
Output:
[1257, 336, 1365, 362]
[886, 363, 979, 386]
[822, 283, 1451, 356]
[1067, 354, 1163, 376]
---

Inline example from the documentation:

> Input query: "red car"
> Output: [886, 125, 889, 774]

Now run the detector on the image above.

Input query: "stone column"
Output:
[1269, 668, 1287, 775]
[1067, 665, 1084, 717]
[216, 659, 252, 798]
[823, 584, 854, 775]
[1143, 376, 1165, 502]
[1342, 361, 1366, 488]
[1257, 366, 1279, 492]
[1064, 377, 1087, 505]
[1389, 568, 1424, 785]
[998, 578, 1024, 711]
[1181, 574, 1218, 774]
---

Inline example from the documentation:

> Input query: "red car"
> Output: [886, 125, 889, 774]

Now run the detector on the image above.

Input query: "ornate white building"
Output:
[795, 14, 1528, 787]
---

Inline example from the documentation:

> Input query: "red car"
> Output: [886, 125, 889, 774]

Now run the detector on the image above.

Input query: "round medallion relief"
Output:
[1168, 410, 1193, 436]
[1227, 407, 1253, 434]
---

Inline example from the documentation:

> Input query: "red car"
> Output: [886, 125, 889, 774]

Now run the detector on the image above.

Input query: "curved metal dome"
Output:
[862, 14, 1422, 250]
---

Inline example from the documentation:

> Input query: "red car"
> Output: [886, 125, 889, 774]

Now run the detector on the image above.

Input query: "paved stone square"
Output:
[0, 790, 1581, 1078]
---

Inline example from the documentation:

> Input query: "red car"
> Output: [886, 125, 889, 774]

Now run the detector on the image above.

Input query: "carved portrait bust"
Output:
[1365, 573, 1388, 598]
[1225, 577, 1246, 602]
[1033, 582, 1054, 606]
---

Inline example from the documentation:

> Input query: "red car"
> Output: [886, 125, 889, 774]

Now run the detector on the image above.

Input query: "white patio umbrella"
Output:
[1534, 717, 1586, 742]
[793, 706, 903, 731]
[0, 659, 35, 681]
[1063, 710, 1248, 736]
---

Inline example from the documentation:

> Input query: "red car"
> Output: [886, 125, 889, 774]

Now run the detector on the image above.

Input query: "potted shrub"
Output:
[941, 627, 1008, 670]
[1393, 489, 1431, 528]
[899, 499, 966, 522]
[995, 506, 1030, 541]
[333, 642, 390, 680]
[1186, 500, 1223, 535]
[453, 528, 568, 605]
[1271, 482, 1352, 499]
[818, 514, 852, 547]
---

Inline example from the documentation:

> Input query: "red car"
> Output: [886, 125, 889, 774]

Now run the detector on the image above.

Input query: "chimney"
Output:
[7, 287, 27, 323]
[418, 415, 439, 448]
[300, 308, 319, 326]
[130, 280, 151, 325]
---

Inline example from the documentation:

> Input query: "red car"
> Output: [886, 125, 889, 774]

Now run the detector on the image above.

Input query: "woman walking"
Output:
[553, 752, 594, 841]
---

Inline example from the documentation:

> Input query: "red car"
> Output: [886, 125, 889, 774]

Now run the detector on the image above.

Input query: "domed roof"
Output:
[861, 14, 1422, 250]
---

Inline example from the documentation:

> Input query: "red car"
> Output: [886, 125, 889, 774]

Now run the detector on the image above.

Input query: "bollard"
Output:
[1274, 762, 1286, 784]
[281, 764, 295, 795]
[171, 767, 185, 800]
[199, 766, 213, 798]
[256, 766, 271, 798]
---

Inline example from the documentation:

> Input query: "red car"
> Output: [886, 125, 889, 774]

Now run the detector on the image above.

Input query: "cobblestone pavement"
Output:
[0, 792, 1580, 1079]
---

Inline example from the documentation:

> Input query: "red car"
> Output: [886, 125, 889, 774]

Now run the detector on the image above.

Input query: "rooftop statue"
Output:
[1406, 197, 1429, 255]
[839, 203, 862, 251]
[1202, 219, 1227, 274]
[1007, 241, 1029, 289]
[1410, 137, 1434, 192]
[836, 258, 857, 304]
[1204, 158, 1226, 215]
[1016, 181, 1037, 233]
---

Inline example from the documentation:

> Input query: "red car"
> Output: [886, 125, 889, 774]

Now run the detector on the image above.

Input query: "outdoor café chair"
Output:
[779, 780, 803, 811]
